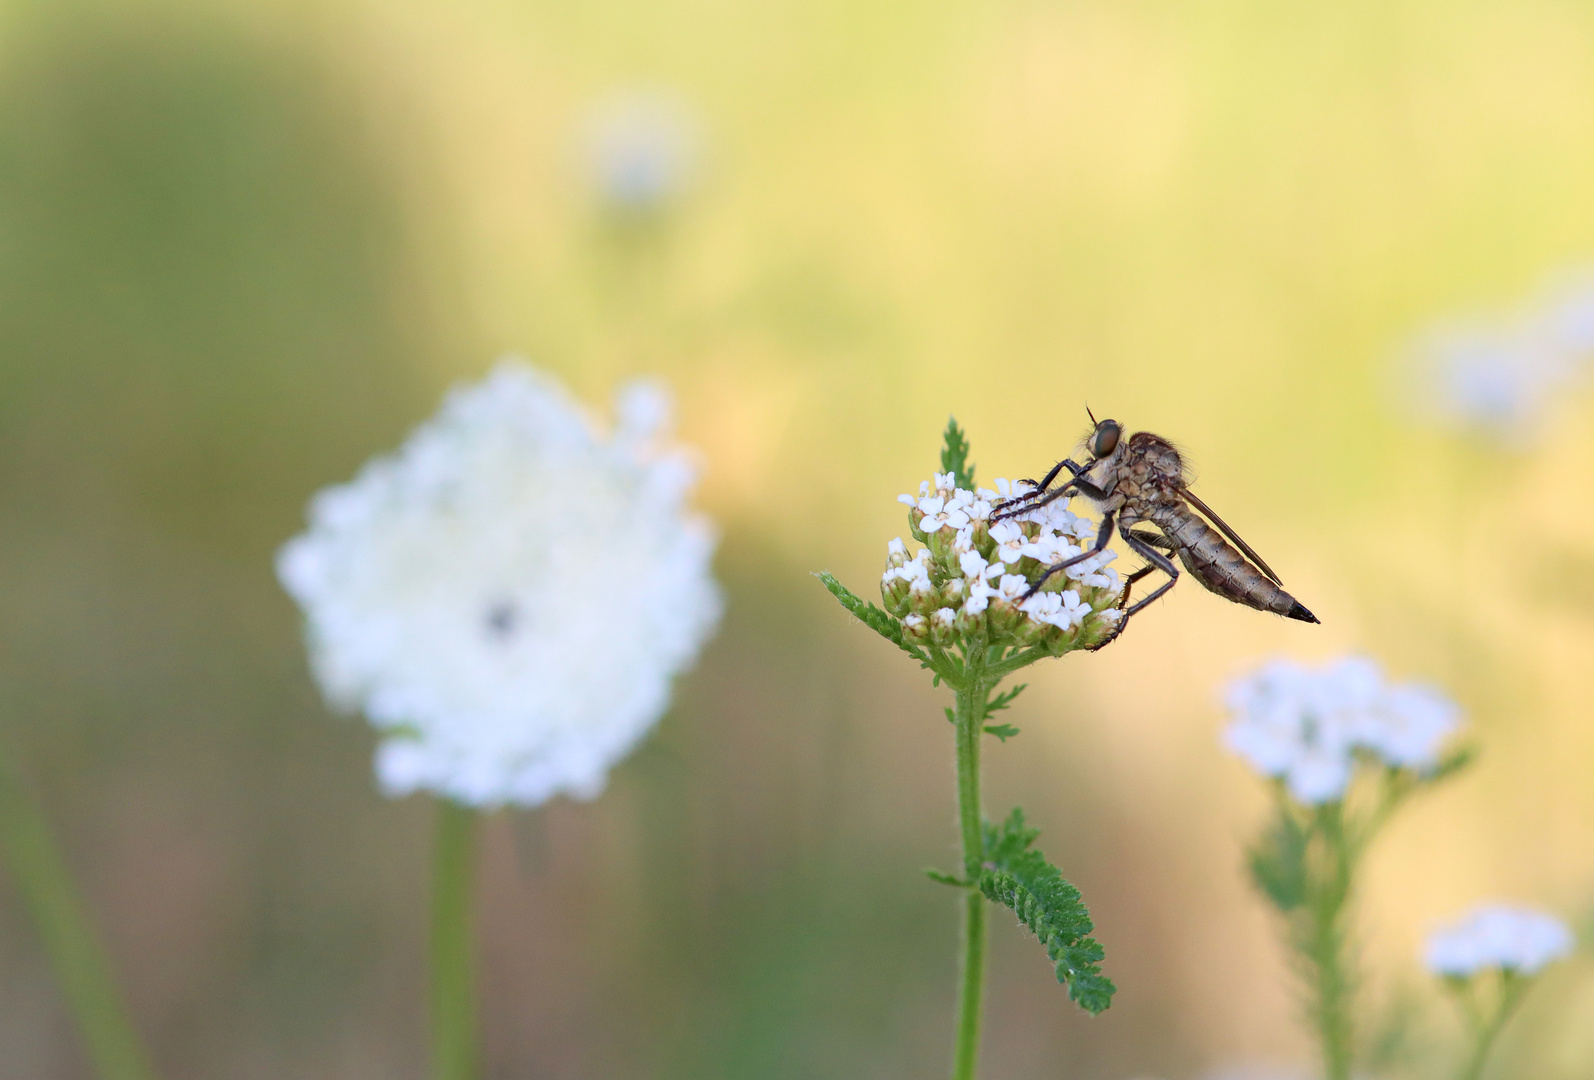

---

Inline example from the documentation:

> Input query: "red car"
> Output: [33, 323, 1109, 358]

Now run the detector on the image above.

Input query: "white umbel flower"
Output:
[277, 361, 723, 808]
[1424, 905, 1574, 977]
[1223, 657, 1460, 804]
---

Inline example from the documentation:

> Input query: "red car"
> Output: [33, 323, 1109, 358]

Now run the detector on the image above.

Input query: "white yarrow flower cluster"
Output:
[881, 473, 1124, 652]
[1424, 905, 1574, 978]
[1224, 657, 1460, 804]
[277, 361, 723, 808]
[1408, 269, 1594, 437]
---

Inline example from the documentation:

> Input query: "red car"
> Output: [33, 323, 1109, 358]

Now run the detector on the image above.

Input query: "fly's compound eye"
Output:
[1091, 420, 1121, 458]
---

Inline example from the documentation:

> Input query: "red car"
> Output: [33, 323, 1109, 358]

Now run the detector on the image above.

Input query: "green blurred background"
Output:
[2, 0, 1594, 1076]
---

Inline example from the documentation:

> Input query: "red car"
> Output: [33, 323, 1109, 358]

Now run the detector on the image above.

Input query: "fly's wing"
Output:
[1178, 489, 1284, 585]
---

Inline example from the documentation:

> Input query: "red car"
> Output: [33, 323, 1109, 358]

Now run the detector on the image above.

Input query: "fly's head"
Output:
[1079, 413, 1125, 478]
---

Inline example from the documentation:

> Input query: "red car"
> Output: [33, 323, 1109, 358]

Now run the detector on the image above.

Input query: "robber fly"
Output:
[992, 412, 1319, 633]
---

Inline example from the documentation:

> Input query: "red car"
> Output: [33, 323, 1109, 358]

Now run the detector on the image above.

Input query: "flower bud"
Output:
[956, 594, 988, 637]
[938, 576, 967, 609]
[930, 607, 958, 647]
[902, 613, 930, 643]
[907, 574, 938, 616]
[881, 568, 911, 617]
[988, 596, 1023, 637]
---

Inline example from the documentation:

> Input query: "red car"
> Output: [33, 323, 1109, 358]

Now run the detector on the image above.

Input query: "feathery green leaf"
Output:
[941, 417, 974, 491]
[1248, 808, 1309, 913]
[815, 572, 931, 664]
[980, 808, 1115, 1014]
[983, 724, 1020, 741]
[986, 684, 1028, 713]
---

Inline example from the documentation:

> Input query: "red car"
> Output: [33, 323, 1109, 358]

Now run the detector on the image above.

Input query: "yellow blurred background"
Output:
[1, 0, 1593, 1076]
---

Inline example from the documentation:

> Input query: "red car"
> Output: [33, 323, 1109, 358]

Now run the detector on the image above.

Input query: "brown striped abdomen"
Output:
[1148, 504, 1305, 618]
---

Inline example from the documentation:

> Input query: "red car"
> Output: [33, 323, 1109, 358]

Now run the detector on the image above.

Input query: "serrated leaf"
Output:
[984, 723, 1020, 741]
[1248, 809, 1309, 912]
[980, 808, 1115, 1014]
[815, 572, 930, 664]
[941, 417, 974, 491]
[986, 683, 1028, 713]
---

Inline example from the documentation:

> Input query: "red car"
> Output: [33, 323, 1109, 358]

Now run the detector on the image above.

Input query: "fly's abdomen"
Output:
[1153, 506, 1301, 617]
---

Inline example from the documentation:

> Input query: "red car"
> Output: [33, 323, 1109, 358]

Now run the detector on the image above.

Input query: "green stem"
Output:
[432, 799, 480, 1080]
[0, 744, 157, 1080]
[1309, 806, 1355, 1080]
[951, 670, 989, 1080]
[1457, 975, 1528, 1080]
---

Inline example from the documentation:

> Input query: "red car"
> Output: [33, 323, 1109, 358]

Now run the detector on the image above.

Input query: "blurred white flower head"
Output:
[585, 88, 699, 212]
[1406, 269, 1594, 438]
[1223, 657, 1460, 804]
[1424, 904, 1574, 977]
[277, 360, 723, 808]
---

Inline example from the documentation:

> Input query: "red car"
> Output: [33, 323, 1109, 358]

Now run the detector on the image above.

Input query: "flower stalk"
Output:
[431, 799, 480, 1080]
[820, 419, 1121, 1080]
[1226, 657, 1472, 1080]
[951, 667, 989, 1080]
[0, 742, 157, 1080]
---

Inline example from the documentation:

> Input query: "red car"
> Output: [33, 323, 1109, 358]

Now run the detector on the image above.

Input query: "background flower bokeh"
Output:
[2, 0, 1594, 1077]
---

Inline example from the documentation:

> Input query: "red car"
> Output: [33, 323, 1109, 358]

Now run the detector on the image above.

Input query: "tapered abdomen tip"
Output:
[1286, 601, 1320, 624]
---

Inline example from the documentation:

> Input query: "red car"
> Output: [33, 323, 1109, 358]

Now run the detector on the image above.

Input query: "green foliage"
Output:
[1427, 744, 1475, 784]
[924, 868, 969, 888]
[940, 417, 974, 491]
[978, 809, 1115, 1014]
[983, 724, 1020, 741]
[815, 572, 930, 665]
[985, 683, 1027, 713]
[1248, 807, 1310, 913]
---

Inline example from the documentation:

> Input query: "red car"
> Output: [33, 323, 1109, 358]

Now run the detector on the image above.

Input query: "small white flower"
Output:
[1222, 657, 1463, 804]
[277, 361, 722, 808]
[1424, 905, 1574, 977]
[918, 496, 972, 533]
[1064, 548, 1116, 582]
[1358, 684, 1460, 770]
[963, 584, 992, 617]
[1223, 659, 1357, 804]
[1014, 531, 1057, 563]
[995, 574, 1030, 602]
[1019, 592, 1071, 629]
[1082, 564, 1122, 595]
[1057, 590, 1092, 629]
[933, 607, 957, 628]
[958, 550, 1001, 581]
[897, 492, 917, 507]
[988, 521, 1028, 564]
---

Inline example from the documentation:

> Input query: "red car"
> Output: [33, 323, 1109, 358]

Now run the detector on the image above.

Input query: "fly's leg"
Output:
[1120, 531, 1180, 617]
[990, 458, 1086, 519]
[1123, 527, 1175, 552]
[991, 468, 1114, 524]
[1022, 510, 1116, 599]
